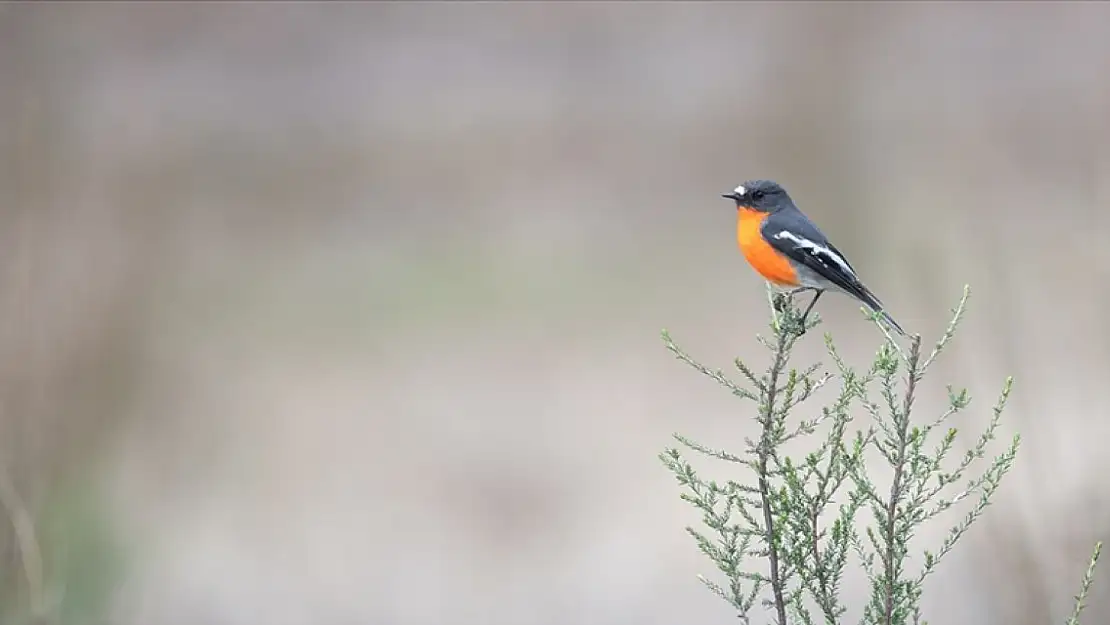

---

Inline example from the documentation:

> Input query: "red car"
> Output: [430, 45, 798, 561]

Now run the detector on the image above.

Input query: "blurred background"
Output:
[1, 2, 1108, 624]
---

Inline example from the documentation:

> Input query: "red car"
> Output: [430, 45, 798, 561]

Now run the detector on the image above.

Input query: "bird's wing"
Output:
[760, 211, 884, 310]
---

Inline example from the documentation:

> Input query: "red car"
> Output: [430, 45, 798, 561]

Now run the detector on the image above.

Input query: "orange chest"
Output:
[736, 208, 767, 251]
[736, 209, 798, 285]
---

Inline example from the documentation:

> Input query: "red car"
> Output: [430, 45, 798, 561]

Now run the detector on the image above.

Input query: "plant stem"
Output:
[881, 337, 922, 625]
[759, 324, 793, 625]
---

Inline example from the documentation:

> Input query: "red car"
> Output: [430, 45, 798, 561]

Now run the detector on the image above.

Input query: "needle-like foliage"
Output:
[659, 285, 1101, 625]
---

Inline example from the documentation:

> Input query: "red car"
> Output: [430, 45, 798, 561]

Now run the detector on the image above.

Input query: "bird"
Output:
[722, 179, 907, 336]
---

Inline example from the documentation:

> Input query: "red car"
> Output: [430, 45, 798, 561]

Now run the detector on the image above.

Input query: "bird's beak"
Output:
[722, 193, 742, 202]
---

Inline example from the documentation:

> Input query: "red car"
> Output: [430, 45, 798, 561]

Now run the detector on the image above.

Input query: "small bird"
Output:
[723, 179, 907, 336]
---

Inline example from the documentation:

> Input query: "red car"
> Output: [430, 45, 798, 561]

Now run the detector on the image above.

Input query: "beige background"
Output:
[1, 3, 1108, 624]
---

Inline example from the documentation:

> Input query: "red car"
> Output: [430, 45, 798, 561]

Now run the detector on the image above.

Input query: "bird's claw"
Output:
[772, 293, 790, 313]
[794, 315, 812, 336]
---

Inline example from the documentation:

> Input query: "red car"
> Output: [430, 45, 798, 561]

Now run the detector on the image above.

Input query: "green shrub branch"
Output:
[660, 285, 1101, 625]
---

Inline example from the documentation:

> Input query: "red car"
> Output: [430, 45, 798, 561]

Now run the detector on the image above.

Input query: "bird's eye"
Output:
[751, 190, 765, 201]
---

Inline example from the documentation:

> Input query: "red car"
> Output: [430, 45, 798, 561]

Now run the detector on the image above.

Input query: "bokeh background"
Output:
[1, 2, 1108, 624]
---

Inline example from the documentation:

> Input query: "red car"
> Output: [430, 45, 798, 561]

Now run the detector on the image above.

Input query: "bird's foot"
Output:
[772, 292, 791, 313]
[794, 313, 816, 336]
[772, 288, 822, 337]
[772, 287, 809, 312]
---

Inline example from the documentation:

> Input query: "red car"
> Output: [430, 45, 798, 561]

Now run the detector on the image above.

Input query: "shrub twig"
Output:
[1066, 541, 1103, 625]
[658, 284, 1060, 625]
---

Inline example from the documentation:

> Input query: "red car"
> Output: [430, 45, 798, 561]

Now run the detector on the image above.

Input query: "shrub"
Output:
[660, 285, 1102, 625]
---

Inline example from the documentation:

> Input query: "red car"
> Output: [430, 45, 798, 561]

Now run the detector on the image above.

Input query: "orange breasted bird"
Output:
[723, 179, 907, 336]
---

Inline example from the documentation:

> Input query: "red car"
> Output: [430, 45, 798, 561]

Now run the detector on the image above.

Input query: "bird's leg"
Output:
[773, 286, 811, 312]
[798, 289, 824, 326]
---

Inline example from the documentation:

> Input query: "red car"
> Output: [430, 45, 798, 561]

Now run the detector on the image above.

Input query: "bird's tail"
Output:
[854, 285, 908, 337]
[875, 308, 907, 337]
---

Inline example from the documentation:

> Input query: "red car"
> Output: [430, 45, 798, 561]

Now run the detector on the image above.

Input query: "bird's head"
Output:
[723, 179, 792, 213]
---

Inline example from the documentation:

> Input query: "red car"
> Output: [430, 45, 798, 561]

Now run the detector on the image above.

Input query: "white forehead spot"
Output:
[733, 184, 746, 195]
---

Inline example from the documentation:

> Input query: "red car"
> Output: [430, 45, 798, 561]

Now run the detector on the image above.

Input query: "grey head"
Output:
[722, 179, 795, 213]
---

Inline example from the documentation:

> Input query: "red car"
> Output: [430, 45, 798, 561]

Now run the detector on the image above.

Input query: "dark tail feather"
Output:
[854, 285, 908, 337]
[876, 308, 907, 337]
